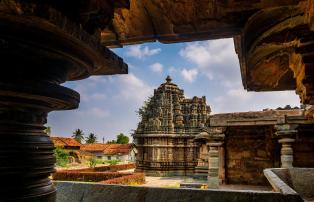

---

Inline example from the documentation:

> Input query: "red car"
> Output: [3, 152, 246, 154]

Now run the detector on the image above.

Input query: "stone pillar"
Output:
[207, 142, 223, 189]
[275, 124, 298, 168]
[0, 2, 127, 200]
[0, 82, 79, 201]
[205, 127, 226, 188]
[218, 146, 225, 184]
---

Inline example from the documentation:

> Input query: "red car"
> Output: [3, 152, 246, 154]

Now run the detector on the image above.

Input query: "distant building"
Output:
[81, 144, 136, 162]
[51, 137, 81, 150]
[134, 76, 210, 176]
[51, 137, 82, 163]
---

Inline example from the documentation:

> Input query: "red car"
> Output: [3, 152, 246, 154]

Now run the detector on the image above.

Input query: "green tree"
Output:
[72, 129, 84, 143]
[116, 133, 129, 144]
[54, 147, 69, 167]
[86, 133, 97, 144]
[106, 139, 117, 144]
[136, 96, 152, 120]
[44, 126, 51, 136]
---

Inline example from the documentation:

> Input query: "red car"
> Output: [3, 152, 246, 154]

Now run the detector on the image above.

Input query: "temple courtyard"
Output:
[1, 0, 314, 201]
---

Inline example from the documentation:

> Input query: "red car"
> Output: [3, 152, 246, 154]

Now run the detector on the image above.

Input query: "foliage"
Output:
[72, 128, 84, 143]
[44, 126, 51, 136]
[136, 95, 152, 120]
[106, 139, 117, 144]
[116, 133, 129, 144]
[106, 133, 129, 144]
[54, 147, 69, 167]
[104, 159, 120, 165]
[100, 173, 145, 185]
[86, 133, 97, 144]
[88, 157, 97, 168]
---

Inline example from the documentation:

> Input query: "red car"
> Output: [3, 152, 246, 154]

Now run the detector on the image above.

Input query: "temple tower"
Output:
[134, 76, 211, 176]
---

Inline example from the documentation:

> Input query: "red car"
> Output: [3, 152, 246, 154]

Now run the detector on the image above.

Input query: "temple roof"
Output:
[81, 144, 132, 155]
[136, 76, 211, 134]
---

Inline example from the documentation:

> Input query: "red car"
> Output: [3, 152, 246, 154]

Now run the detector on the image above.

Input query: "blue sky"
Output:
[48, 38, 300, 142]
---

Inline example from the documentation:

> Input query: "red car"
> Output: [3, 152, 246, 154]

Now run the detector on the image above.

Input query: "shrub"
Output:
[93, 163, 135, 172]
[88, 157, 97, 168]
[54, 147, 69, 167]
[64, 163, 135, 172]
[106, 159, 120, 165]
[52, 171, 129, 182]
[100, 173, 145, 185]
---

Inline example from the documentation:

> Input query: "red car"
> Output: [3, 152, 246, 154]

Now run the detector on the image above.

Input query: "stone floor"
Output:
[142, 176, 272, 191]
[142, 176, 198, 188]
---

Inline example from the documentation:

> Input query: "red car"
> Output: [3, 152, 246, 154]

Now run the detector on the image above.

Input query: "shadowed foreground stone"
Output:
[55, 181, 302, 202]
[265, 168, 314, 201]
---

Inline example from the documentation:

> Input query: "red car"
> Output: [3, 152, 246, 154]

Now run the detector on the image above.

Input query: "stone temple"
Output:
[134, 76, 314, 188]
[134, 76, 211, 176]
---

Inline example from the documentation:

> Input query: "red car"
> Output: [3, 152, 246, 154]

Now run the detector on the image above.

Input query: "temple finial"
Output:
[166, 75, 172, 83]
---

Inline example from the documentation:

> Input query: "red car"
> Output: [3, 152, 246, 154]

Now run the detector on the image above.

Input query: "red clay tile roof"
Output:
[81, 143, 109, 152]
[81, 144, 131, 155]
[104, 144, 131, 155]
[51, 137, 81, 147]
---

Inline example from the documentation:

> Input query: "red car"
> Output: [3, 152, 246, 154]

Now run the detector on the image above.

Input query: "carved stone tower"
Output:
[134, 76, 211, 176]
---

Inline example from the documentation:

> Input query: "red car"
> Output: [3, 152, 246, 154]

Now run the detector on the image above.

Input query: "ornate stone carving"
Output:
[135, 76, 211, 176]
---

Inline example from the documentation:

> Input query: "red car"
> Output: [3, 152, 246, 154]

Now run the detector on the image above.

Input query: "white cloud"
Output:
[179, 39, 234, 67]
[181, 68, 198, 82]
[126, 45, 161, 59]
[212, 89, 300, 114]
[90, 93, 107, 101]
[227, 88, 252, 101]
[79, 107, 110, 118]
[179, 38, 239, 81]
[149, 63, 163, 73]
[116, 73, 153, 105]
[168, 66, 178, 74]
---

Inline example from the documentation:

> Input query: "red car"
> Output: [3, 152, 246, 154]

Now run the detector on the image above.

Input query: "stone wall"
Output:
[136, 136, 197, 176]
[225, 126, 279, 185]
[293, 126, 314, 167]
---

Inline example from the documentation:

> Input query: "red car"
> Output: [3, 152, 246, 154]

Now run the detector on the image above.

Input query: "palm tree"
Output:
[72, 129, 84, 143]
[86, 133, 97, 144]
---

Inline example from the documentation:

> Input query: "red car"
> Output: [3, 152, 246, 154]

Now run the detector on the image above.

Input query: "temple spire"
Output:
[166, 75, 172, 83]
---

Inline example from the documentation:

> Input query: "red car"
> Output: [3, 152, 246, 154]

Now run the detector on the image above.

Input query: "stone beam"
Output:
[102, 0, 303, 47]
[209, 110, 306, 127]
[235, 0, 314, 106]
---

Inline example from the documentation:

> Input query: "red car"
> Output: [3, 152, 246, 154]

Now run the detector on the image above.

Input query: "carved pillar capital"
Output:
[275, 124, 298, 137]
